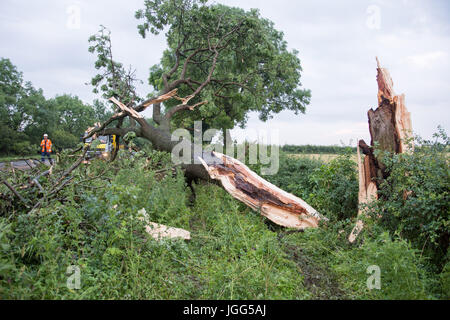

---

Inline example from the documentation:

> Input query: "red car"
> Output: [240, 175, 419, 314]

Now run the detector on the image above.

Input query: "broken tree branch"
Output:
[165, 100, 208, 120]
[53, 145, 89, 189]
[2, 179, 29, 208]
[199, 152, 324, 230]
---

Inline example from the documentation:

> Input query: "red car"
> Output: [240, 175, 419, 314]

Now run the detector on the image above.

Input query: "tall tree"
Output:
[0, 58, 49, 153]
[85, 0, 323, 229]
[0, 58, 116, 154]
[136, 0, 310, 133]
[86, 0, 312, 176]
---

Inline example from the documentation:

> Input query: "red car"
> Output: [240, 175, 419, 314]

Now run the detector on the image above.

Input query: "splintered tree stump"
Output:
[199, 152, 324, 230]
[349, 58, 413, 243]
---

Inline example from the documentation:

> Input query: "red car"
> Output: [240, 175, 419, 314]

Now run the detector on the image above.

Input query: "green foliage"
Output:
[262, 151, 322, 200]
[0, 58, 50, 152]
[329, 232, 431, 299]
[282, 144, 357, 154]
[308, 153, 358, 221]
[282, 228, 435, 299]
[369, 127, 449, 267]
[0, 220, 15, 288]
[0, 58, 114, 156]
[136, 0, 310, 131]
[259, 151, 358, 222]
[88, 26, 142, 106]
[0, 151, 308, 299]
[51, 130, 79, 151]
[0, 136, 447, 299]
[440, 261, 450, 299]
[47, 95, 95, 136]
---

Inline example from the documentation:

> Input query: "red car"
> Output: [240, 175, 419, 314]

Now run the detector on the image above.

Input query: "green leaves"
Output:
[88, 26, 142, 106]
[0, 58, 116, 154]
[137, 0, 310, 131]
[370, 128, 450, 268]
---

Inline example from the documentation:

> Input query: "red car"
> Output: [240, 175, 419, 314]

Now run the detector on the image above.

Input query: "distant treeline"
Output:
[0, 58, 113, 155]
[282, 144, 356, 154]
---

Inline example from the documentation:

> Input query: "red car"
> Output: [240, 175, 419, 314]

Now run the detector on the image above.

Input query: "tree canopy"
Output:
[134, 0, 310, 132]
[0, 58, 112, 155]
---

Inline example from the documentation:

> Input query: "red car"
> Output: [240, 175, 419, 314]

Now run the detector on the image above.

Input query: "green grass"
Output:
[0, 148, 446, 299]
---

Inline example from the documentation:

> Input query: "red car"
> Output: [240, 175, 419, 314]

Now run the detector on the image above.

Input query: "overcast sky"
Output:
[1, 0, 449, 146]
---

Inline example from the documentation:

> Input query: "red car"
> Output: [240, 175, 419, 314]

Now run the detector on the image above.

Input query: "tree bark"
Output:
[199, 152, 324, 229]
[349, 58, 413, 242]
[87, 88, 323, 230]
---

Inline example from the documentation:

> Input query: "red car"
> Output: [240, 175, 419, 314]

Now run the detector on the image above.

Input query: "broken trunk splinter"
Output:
[348, 57, 413, 243]
[199, 152, 325, 230]
[138, 208, 191, 241]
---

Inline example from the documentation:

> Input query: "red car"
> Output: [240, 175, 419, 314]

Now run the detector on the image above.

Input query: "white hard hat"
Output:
[44, 133, 48, 137]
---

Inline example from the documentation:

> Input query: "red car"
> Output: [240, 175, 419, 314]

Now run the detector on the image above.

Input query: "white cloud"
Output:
[0, 0, 448, 145]
[405, 51, 447, 68]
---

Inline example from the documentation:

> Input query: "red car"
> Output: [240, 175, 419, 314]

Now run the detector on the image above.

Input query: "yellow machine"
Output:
[84, 134, 125, 160]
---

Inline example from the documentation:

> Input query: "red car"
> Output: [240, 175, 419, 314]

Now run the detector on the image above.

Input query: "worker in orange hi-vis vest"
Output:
[40, 134, 53, 164]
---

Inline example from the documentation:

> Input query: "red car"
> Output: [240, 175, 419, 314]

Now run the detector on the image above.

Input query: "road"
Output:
[0, 159, 51, 171]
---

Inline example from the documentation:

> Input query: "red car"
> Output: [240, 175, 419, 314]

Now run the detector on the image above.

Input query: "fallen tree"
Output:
[199, 152, 323, 229]
[349, 58, 413, 242]
[78, 1, 323, 229]
[83, 89, 324, 229]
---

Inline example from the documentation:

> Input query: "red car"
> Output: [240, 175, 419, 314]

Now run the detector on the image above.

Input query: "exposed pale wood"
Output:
[349, 144, 378, 243]
[199, 152, 324, 230]
[142, 89, 178, 107]
[369, 58, 414, 156]
[349, 58, 413, 243]
[109, 97, 144, 119]
[394, 94, 413, 153]
[145, 222, 191, 241]
[138, 208, 191, 240]
[173, 93, 195, 105]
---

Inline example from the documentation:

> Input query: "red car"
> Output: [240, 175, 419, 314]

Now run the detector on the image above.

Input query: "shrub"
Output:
[51, 129, 79, 150]
[262, 151, 323, 200]
[11, 141, 34, 155]
[307, 153, 358, 221]
[371, 128, 449, 268]
[440, 261, 450, 299]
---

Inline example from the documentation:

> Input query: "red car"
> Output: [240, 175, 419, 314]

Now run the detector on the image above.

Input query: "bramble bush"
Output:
[0, 132, 448, 299]
[368, 127, 449, 269]
[260, 149, 358, 223]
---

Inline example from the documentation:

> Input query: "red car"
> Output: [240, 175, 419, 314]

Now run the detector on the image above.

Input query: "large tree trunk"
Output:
[138, 125, 324, 229]
[199, 152, 324, 229]
[349, 58, 413, 242]
[93, 90, 323, 230]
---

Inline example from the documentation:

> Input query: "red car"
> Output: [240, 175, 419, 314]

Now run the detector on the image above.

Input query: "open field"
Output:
[286, 153, 358, 163]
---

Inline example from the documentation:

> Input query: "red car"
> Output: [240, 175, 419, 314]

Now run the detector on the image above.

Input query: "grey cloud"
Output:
[0, 0, 448, 145]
